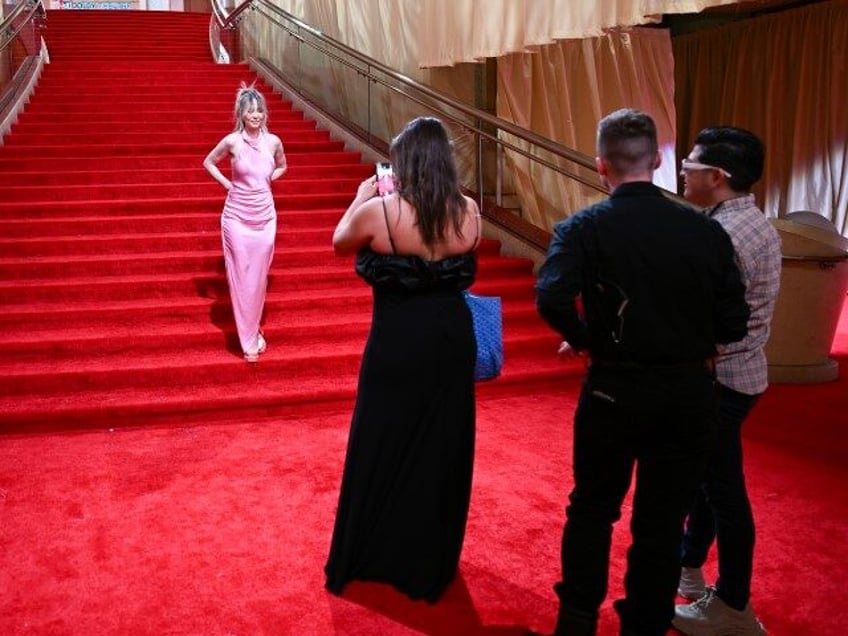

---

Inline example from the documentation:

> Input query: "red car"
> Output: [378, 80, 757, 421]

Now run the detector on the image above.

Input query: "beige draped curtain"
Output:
[417, 0, 739, 67]
[674, 0, 848, 235]
[263, 0, 738, 70]
[497, 28, 678, 230]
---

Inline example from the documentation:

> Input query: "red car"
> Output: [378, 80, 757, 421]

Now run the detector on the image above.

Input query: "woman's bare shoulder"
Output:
[462, 195, 480, 215]
[357, 194, 386, 219]
[266, 132, 284, 147]
[206, 132, 239, 161]
[215, 131, 240, 148]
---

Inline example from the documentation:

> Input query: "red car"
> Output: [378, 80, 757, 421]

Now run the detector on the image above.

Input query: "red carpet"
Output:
[1, 10, 846, 636]
[0, 345, 846, 634]
[0, 10, 568, 433]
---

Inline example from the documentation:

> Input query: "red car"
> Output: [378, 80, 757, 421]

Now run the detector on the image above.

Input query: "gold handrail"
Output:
[0, 0, 47, 139]
[210, 2, 689, 244]
[208, 0, 255, 64]
[0, 0, 46, 53]
[211, 0, 253, 30]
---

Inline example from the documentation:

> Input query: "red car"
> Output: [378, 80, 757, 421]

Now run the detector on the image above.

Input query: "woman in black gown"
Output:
[325, 117, 481, 603]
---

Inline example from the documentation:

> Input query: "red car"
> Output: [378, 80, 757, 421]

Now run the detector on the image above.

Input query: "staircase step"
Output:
[0, 151, 362, 173]
[34, 61, 260, 77]
[0, 139, 347, 159]
[0, 193, 353, 217]
[31, 84, 277, 97]
[0, 163, 370, 187]
[0, 303, 547, 359]
[9, 120, 318, 136]
[3, 131, 331, 148]
[0, 265, 535, 303]
[2, 175, 361, 202]
[0, 277, 536, 329]
[0, 353, 579, 432]
[20, 96, 279, 111]
[13, 112, 302, 125]
[0, 209, 344, 236]
[0, 230, 502, 257]
[0, 327, 565, 398]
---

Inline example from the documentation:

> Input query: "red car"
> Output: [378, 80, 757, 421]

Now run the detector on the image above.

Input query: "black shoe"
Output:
[553, 611, 597, 636]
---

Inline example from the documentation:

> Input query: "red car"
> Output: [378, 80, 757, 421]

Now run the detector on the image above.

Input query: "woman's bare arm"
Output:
[333, 176, 380, 256]
[270, 134, 287, 181]
[203, 134, 235, 190]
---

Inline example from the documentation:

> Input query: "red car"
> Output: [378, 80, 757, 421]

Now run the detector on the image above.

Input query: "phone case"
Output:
[376, 162, 394, 196]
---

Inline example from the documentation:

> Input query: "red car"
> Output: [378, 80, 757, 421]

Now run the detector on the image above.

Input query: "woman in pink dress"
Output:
[203, 84, 287, 362]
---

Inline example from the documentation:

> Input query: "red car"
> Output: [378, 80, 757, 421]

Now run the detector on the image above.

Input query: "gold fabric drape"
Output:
[417, 0, 738, 67]
[497, 28, 678, 230]
[674, 0, 848, 235]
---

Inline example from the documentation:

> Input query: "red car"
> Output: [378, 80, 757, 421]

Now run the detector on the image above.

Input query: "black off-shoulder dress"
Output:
[324, 248, 477, 603]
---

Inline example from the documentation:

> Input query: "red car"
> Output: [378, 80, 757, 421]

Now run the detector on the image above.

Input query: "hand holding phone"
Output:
[376, 162, 394, 196]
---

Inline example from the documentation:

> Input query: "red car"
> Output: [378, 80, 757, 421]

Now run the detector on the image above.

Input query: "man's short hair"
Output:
[694, 126, 764, 192]
[597, 108, 658, 175]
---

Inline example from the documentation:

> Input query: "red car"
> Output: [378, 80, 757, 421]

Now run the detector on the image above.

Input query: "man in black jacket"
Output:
[535, 108, 750, 636]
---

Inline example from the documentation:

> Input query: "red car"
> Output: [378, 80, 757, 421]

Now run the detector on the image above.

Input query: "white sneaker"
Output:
[678, 566, 707, 600]
[673, 586, 766, 635]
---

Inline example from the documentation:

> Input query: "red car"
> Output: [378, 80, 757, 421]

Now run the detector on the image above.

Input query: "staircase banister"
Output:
[0, 0, 47, 141]
[254, 0, 598, 176]
[211, 0, 255, 31]
[0, 0, 46, 54]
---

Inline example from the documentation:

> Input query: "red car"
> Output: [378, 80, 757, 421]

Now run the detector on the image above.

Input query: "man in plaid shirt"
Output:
[675, 127, 782, 636]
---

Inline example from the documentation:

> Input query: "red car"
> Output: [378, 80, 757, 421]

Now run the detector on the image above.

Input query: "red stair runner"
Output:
[0, 10, 572, 432]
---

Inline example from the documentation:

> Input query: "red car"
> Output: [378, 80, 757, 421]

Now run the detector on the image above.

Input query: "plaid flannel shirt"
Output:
[709, 195, 782, 395]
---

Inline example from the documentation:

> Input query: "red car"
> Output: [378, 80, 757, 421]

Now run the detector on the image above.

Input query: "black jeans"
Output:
[555, 365, 716, 636]
[681, 383, 760, 611]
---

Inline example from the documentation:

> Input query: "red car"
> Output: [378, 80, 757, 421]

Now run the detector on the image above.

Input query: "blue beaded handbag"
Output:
[463, 291, 504, 381]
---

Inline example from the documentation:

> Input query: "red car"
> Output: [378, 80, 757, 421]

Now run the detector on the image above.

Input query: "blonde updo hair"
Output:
[233, 82, 269, 133]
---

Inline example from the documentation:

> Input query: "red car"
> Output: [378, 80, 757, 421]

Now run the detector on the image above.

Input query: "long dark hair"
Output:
[390, 117, 467, 246]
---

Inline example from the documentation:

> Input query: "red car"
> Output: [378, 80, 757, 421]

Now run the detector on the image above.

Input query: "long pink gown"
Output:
[221, 131, 277, 356]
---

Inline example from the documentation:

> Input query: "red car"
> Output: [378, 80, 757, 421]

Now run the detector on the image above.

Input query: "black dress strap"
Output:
[381, 197, 397, 255]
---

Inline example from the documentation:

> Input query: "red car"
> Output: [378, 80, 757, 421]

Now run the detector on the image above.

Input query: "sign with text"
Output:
[52, 0, 139, 8]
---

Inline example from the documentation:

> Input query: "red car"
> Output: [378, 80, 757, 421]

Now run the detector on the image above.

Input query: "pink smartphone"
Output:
[376, 162, 394, 196]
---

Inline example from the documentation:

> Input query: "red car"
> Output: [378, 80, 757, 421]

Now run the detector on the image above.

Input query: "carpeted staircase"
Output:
[0, 9, 570, 432]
